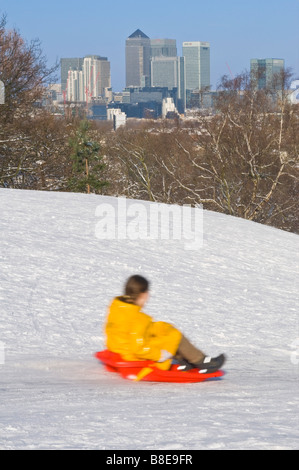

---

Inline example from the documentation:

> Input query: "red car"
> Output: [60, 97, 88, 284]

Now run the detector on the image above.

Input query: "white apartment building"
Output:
[83, 56, 111, 103]
[67, 70, 84, 102]
[65, 56, 111, 103]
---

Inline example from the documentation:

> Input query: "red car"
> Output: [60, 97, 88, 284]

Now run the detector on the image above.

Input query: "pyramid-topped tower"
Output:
[126, 29, 151, 87]
[128, 29, 149, 39]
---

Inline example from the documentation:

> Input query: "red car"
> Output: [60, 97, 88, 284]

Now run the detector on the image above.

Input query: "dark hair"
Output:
[122, 275, 150, 304]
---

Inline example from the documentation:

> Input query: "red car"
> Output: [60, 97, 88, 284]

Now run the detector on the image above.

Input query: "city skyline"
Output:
[0, 0, 298, 92]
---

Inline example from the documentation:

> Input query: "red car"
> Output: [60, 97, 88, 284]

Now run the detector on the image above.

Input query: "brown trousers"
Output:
[175, 335, 205, 365]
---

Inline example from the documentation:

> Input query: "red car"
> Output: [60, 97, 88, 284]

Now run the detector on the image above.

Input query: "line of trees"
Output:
[102, 84, 298, 233]
[0, 14, 298, 233]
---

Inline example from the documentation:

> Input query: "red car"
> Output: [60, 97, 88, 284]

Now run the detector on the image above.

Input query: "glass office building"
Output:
[126, 29, 151, 87]
[250, 58, 285, 90]
[182, 42, 210, 105]
[150, 39, 177, 58]
[151, 56, 186, 110]
[60, 58, 84, 93]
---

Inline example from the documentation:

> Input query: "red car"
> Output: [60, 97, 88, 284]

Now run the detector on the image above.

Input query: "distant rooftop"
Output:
[128, 29, 149, 39]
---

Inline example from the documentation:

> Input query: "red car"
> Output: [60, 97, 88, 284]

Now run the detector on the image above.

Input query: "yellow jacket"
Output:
[105, 297, 182, 368]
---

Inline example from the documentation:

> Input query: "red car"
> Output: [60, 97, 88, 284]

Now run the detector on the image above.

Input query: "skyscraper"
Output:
[151, 56, 186, 110]
[250, 58, 285, 90]
[150, 39, 177, 59]
[182, 42, 210, 104]
[60, 58, 84, 93]
[67, 70, 84, 102]
[83, 56, 111, 102]
[126, 29, 151, 87]
[61, 56, 111, 103]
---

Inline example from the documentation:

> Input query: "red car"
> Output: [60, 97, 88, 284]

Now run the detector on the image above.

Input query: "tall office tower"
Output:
[250, 58, 285, 90]
[182, 42, 210, 97]
[67, 69, 84, 102]
[150, 39, 177, 58]
[83, 56, 111, 102]
[151, 56, 186, 110]
[126, 29, 151, 87]
[61, 58, 84, 92]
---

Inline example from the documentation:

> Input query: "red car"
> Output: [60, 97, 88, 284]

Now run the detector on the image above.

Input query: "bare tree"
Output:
[0, 14, 58, 122]
[104, 82, 298, 233]
[105, 126, 165, 202]
[0, 14, 61, 188]
[173, 71, 299, 232]
[0, 112, 75, 190]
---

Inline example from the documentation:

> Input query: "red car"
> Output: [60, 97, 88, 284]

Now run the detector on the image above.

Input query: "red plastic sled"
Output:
[95, 350, 225, 383]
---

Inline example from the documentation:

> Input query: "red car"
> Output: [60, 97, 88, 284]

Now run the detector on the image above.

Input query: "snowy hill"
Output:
[0, 188, 298, 450]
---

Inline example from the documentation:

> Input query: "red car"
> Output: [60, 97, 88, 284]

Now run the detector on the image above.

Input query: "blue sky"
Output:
[1, 0, 298, 91]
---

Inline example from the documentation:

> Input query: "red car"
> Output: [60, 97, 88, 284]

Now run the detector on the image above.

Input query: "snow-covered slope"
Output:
[0, 189, 298, 450]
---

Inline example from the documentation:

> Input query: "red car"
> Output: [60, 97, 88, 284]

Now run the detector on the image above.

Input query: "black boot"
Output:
[177, 354, 226, 373]
[194, 354, 226, 373]
[176, 358, 196, 371]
